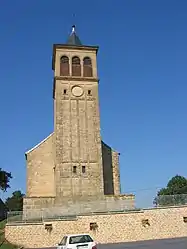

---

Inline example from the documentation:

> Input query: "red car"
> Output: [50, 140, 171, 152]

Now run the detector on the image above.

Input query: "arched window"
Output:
[83, 57, 93, 77]
[60, 56, 69, 76]
[72, 56, 81, 76]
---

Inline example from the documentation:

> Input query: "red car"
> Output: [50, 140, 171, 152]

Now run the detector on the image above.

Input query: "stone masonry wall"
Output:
[111, 150, 121, 195]
[5, 206, 187, 248]
[22, 195, 135, 218]
[54, 79, 104, 200]
[105, 195, 135, 210]
[23, 197, 55, 211]
[101, 142, 114, 195]
[101, 142, 121, 195]
[25, 133, 55, 197]
[53, 46, 104, 201]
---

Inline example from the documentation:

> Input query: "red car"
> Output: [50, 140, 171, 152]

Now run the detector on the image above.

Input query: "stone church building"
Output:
[23, 26, 135, 215]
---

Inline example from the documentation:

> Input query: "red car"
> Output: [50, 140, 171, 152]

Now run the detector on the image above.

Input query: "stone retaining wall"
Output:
[5, 206, 187, 248]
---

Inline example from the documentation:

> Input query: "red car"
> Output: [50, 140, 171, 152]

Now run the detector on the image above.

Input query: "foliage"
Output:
[5, 191, 24, 211]
[0, 168, 12, 192]
[0, 220, 18, 249]
[0, 243, 18, 249]
[154, 175, 187, 206]
[0, 220, 6, 230]
[0, 220, 5, 243]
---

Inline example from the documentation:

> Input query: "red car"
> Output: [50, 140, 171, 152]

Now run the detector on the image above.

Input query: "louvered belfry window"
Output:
[60, 56, 69, 76]
[83, 57, 93, 77]
[72, 56, 81, 76]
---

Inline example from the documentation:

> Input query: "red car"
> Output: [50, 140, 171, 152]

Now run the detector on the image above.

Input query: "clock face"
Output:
[71, 86, 84, 97]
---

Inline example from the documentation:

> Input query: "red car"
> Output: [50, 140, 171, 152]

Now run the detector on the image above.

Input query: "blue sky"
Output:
[0, 0, 187, 208]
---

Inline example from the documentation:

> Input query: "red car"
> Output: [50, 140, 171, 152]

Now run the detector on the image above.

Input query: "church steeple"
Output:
[66, 25, 82, 46]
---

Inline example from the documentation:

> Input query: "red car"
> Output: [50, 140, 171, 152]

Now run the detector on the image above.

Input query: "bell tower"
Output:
[23, 24, 135, 213]
[52, 25, 104, 201]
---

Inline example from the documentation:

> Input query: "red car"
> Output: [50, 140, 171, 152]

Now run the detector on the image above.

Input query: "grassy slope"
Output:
[0, 220, 18, 249]
[0, 220, 6, 230]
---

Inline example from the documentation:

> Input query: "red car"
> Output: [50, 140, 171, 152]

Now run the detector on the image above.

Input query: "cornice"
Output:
[55, 76, 99, 82]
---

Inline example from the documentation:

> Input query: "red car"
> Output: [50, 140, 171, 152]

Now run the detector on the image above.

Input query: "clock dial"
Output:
[71, 86, 84, 97]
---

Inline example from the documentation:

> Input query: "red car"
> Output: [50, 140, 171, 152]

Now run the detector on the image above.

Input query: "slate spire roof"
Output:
[66, 25, 82, 46]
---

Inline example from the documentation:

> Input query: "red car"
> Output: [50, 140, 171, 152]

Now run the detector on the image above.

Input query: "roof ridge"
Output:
[66, 25, 82, 46]
[25, 132, 54, 154]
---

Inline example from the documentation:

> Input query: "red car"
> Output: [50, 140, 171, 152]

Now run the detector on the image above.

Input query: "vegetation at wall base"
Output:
[0, 220, 19, 249]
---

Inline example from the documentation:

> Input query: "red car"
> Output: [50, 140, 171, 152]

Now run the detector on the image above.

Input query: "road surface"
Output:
[98, 237, 187, 248]
[32, 237, 187, 249]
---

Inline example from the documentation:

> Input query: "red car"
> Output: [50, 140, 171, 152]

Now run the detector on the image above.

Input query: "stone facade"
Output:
[23, 195, 134, 219]
[25, 133, 55, 197]
[102, 142, 121, 195]
[5, 206, 187, 248]
[23, 27, 135, 212]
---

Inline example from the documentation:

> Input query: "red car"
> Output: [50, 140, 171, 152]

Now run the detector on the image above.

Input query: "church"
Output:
[23, 26, 135, 215]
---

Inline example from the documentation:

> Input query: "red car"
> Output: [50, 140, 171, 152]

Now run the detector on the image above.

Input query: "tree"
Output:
[5, 191, 25, 211]
[0, 168, 12, 192]
[154, 175, 187, 206]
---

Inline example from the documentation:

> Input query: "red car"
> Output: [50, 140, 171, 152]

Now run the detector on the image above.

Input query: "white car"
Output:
[56, 234, 97, 249]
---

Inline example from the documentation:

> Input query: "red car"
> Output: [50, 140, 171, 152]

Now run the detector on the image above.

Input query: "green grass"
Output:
[0, 242, 18, 249]
[0, 219, 6, 243]
[0, 220, 6, 230]
[0, 220, 19, 249]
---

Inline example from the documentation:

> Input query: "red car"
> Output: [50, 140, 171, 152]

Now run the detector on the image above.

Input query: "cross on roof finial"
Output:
[72, 24, 76, 33]
[66, 24, 82, 46]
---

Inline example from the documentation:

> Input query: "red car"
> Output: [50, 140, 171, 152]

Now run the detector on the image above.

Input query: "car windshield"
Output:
[59, 236, 67, 245]
[69, 235, 93, 244]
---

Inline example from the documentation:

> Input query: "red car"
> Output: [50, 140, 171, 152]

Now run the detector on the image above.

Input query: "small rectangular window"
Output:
[73, 166, 77, 173]
[88, 90, 91, 95]
[63, 89, 67, 94]
[183, 217, 187, 223]
[82, 166, 86, 173]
